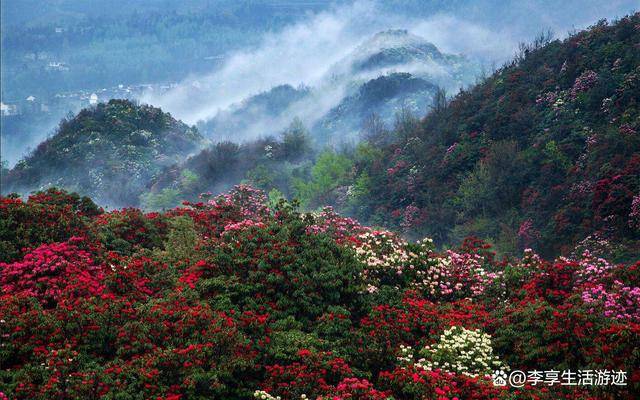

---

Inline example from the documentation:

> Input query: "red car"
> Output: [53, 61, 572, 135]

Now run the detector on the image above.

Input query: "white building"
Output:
[89, 93, 99, 105]
[46, 61, 69, 71]
[1, 102, 19, 116]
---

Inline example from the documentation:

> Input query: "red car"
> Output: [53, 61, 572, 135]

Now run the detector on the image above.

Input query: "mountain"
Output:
[337, 13, 640, 260]
[313, 72, 438, 142]
[2, 99, 205, 207]
[339, 29, 474, 85]
[197, 84, 311, 142]
[349, 29, 446, 70]
[195, 29, 478, 144]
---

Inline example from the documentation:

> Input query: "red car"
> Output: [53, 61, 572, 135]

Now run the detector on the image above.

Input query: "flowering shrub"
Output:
[0, 189, 100, 263]
[95, 208, 168, 254]
[413, 326, 506, 377]
[582, 281, 640, 321]
[569, 70, 599, 99]
[261, 350, 355, 399]
[630, 194, 640, 229]
[0, 185, 638, 399]
[352, 230, 414, 291]
[305, 206, 368, 243]
[0, 237, 105, 306]
[415, 250, 503, 300]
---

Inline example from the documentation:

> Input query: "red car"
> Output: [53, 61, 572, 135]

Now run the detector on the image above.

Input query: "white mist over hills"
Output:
[142, 0, 637, 144]
[141, 1, 486, 129]
[189, 27, 478, 144]
[2, 0, 636, 167]
[141, 2, 486, 143]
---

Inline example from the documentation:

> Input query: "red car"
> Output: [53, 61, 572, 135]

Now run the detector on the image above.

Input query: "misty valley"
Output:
[1, 1, 639, 399]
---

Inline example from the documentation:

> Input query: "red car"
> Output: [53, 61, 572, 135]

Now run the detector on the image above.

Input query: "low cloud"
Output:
[142, 1, 520, 130]
[146, 0, 638, 135]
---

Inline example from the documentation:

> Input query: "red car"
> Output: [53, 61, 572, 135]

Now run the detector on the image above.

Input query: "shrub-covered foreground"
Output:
[1, 187, 638, 399]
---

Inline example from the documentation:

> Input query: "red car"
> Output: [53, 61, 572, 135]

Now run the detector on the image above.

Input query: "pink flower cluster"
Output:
[582, 281, 640, 321]
[629, 194, 640, 229]
[569, 70, 599, 98]
[445, 142, 458, 156]
[447, 251, 502, 297]
[619, 123, 637, 136]
[400, 204, 420, 230]
[329, 377, 389, 399]
[208, 184, 270, 220]
[414, 250, 502, 299]
[517, 219, 539, 246]
[536, 91, 560, 106]
[306, 207, 369, 243]
[575, 250, 615, 284]
[386, 160, 407, 176]
[223, 219, 266, 234]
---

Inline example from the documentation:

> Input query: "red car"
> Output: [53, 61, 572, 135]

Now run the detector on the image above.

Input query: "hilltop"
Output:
[2, 99, 205, 207]
[197, 84, 311, 142]
[195, 29, 478, 143]
[314, 72, 438, 143]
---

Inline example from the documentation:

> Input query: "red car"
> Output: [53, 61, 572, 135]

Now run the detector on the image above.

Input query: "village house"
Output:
[0, 102, 19, 116]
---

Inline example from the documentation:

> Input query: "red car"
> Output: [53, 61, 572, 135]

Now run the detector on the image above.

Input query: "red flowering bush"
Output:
[94, 208, 168, 255]
[0, 237, 105, 307]
[0, 185, 637, 399]
[0, 188, 100, 263]
[261, 351, 354, 398]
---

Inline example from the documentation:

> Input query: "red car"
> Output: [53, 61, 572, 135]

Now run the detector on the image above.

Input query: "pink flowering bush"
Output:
[582, 282, 640, 321]
[569, 70, 599, 98]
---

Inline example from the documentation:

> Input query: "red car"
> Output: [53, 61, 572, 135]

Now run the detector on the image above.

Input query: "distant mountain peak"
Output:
[366, 28, 436, 49]
[340, 29, 452, 76]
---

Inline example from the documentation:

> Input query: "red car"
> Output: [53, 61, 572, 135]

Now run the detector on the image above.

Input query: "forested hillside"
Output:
[3, 15, 639, 262]
[1, 100, 205, 207]
[333, 14, 640, 260]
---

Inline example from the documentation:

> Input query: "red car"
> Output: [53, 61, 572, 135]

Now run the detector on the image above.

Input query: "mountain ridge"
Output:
[2, 99, 205, 206]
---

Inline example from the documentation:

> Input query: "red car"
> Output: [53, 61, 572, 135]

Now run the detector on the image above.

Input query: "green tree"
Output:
[140, 188, 181, 211]
[280, 117, 312, 161]
[293, 151, 353, 208]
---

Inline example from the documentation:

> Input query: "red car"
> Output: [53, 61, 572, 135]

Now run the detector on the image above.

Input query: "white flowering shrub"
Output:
[254, 391, 308, 400]
[352, 230, 417, 292]
[254, 390, 280, 400]
[412, 250, 503, 300]
[416, 326, 506, 377]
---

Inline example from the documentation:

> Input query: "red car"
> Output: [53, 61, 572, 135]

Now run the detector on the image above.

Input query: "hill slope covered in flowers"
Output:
[1, 186, 638, 399]
[136, 14, 640, 262]
[337, 14, 640, 260]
